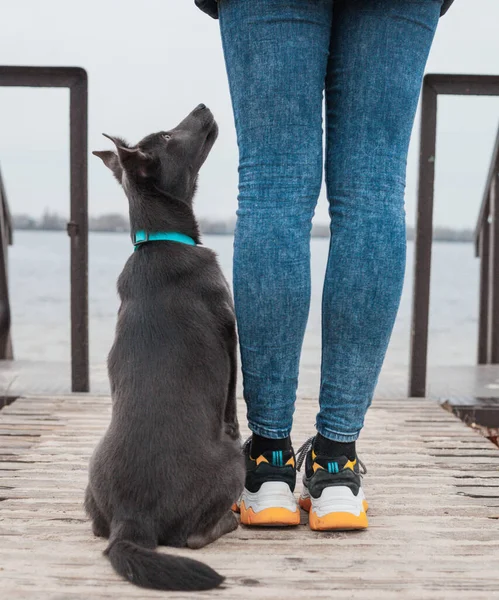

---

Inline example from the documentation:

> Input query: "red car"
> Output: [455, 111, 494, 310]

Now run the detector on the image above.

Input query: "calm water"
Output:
[9, 231, 478, 370]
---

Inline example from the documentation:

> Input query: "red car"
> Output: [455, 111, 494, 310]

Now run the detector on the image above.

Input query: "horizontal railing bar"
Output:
[0, 66, 86, 89]
[425, 74, 499, 96]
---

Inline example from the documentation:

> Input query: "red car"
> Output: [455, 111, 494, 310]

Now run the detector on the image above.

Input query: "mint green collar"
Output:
[133, 230, 197, 250]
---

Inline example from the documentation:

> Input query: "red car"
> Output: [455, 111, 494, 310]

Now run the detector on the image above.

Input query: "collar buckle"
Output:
[134, 231, 149, 245]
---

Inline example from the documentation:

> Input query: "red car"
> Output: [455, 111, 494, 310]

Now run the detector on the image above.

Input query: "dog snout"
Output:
[193, 104, 215, 130]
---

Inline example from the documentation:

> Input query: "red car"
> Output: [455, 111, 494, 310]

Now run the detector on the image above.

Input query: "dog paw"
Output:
[187, 534, 207, 550]
[187, 511, 239, 549]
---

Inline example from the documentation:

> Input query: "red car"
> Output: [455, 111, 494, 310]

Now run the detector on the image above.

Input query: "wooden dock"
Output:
[1, 392, 498, 599]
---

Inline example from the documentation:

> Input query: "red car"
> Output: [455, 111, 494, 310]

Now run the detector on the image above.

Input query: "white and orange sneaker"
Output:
[233, 439, 300, 526]
[297, 437, 368, 531]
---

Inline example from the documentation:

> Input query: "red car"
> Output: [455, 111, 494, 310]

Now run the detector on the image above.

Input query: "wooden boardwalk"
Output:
[0, 393, 498, 599]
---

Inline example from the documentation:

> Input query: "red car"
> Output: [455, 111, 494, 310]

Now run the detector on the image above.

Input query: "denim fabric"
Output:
[197, 0, 454, 19]
[219, 0, 441, 442]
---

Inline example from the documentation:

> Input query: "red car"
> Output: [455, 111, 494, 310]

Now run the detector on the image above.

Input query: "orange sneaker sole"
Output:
[309, 508, 368, 531]
[240, 501, 300, 526]
[299, 497, 368, 530]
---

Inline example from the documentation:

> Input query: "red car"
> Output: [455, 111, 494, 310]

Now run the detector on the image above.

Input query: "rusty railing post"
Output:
[476, 124, 499, 366]
[477, 211, 490, 364]
[409, 79, 437, 398]
[69, 70, 89, 392]
[488, 174, 499, 363]
[0, 164, 13, 359]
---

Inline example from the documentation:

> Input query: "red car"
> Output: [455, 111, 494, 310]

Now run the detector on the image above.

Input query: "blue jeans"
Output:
[219, 0, 441, 442]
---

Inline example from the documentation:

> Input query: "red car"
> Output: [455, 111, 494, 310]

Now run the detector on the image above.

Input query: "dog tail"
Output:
[105, 520, 224, 591]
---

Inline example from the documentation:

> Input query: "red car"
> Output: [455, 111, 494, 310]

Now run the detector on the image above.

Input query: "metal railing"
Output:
[475, 125, 499, 365]
[410, 74, 499, 397]
[0, 66, 89, 392]
[0, 163, 13, 359]
[0, 69, 497, 398]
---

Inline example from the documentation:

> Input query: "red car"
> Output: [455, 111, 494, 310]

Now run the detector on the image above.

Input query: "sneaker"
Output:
[234, 438, 300, 526]
[297, 437, 368, 531]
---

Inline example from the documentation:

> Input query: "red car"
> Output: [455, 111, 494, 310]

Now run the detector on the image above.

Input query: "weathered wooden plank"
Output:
[0, 394, 498, 599]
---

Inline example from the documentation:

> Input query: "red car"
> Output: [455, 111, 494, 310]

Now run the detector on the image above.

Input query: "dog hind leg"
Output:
[185, 448, 244, 549]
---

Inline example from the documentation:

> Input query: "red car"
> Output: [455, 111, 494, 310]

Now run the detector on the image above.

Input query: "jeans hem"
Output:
[248, 421, 292, 439]
[316, 423, 360, 443]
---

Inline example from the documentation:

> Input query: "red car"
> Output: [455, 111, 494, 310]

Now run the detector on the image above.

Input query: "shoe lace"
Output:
[295, 436, 314, 472]
[295, 435, 367, 476]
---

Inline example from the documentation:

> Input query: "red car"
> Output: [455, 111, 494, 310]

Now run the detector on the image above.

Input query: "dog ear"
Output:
[116, 146, 153, 179]
[102, 133, 153, 179]
[92, 150, 123, 182]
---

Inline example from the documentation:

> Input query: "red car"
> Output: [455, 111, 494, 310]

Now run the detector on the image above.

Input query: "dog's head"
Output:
[93, 104, 218, 205]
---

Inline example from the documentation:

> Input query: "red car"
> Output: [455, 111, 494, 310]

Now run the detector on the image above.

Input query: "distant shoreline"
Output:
[12, 211, 474, 242]
[12, 225, 474, 242]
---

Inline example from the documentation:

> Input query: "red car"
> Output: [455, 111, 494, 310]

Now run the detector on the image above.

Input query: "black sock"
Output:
[250, 433, 291, 459]
[313, 433, 356, 461]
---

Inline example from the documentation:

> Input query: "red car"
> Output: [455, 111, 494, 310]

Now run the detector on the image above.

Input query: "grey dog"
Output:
[85, 105, 245, 592]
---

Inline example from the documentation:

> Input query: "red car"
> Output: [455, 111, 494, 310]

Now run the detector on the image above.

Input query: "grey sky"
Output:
[0, 0, 498, 228]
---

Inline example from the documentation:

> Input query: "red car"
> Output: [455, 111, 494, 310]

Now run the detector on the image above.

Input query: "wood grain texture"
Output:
[0, 393, 498, 599]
